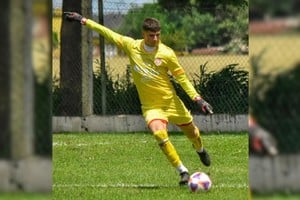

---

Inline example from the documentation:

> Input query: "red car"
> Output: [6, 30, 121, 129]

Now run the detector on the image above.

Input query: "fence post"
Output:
[82, 0, 93, 116]
[98, 0, 107, 115]
[10, 0, 34, 159]
[0, 1, 11, 159]
[0, 0, 52, 192]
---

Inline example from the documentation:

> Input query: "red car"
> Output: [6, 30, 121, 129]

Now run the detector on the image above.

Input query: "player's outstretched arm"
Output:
[63, 11, 133, 50]
[194, 96, 213, 114]
[173, 73, 213, 115]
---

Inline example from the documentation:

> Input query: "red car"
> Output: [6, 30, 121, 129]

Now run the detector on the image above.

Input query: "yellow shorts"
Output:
[142, 97, 193, 126]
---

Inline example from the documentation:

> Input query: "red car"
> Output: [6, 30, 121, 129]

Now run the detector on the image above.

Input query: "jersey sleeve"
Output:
[167, 51, 200, 100]
[175, 73, 200, 100]
[85, 19, 134, 54]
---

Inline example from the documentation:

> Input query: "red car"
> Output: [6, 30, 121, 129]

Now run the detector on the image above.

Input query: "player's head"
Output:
[142, 17, 161, 32]
[142, 17, 161, 47]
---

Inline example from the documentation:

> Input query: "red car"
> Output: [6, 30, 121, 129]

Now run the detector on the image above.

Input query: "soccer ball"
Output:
[188, 172, 212, 192]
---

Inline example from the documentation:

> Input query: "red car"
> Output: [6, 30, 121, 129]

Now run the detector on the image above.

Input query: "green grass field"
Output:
[52, 132, 249, 200]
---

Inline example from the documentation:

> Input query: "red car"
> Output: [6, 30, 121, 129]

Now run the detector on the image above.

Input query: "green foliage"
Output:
[117, 4, 166, 38]
[172, 62, 248, 114]
[93, 60, 141, 115]
[162, 29, 187, 51]
[53, 132, 248, 199]
[250, 54, 300, 153]
[217, 5, 248, 50]
[158, 0, 248, 13]
[52, 84, 62, 116]
[180, 5, 248, 50]
[182, 10, 220, 48]
[250, 0, 298, 19]
[118, 1, 248, 52]
[158, 0, 190, 11]
[34, 74, 52, 156]
[53, 62, 248, 115]
[196, 63, 248, 114]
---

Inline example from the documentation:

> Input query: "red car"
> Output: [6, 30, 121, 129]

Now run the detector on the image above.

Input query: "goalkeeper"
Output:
[65, 12, 213, 186]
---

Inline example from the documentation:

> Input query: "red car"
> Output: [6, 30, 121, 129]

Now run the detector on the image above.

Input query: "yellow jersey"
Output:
[85, 19, 199, 111]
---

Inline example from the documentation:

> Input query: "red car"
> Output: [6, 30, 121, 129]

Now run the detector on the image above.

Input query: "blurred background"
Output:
[249, 0, 300, 199]
[0, 0, 52, 198]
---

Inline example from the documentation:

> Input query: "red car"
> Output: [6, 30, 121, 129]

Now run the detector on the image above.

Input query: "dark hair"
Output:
[142, 18, 161, 32]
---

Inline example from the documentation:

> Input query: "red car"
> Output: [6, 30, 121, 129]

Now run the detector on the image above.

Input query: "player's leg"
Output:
[178, 122, 211, 166]
[149, 119, 189, 185]
[167, 97, 211, 167]
[178, 122, 203, 151]
[149, 120, 181, 168]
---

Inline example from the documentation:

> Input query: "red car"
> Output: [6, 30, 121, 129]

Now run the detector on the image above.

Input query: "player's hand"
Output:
[64, 12, 85, 24]
[195, 97, 213, 114]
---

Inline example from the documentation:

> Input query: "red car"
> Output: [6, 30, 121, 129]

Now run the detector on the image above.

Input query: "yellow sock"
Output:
[181, 126, 203, 152]
[153, 130, 181, 168]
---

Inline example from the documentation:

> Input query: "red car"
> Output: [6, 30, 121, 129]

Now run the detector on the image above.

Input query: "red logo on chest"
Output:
[154, 58, 162, 66]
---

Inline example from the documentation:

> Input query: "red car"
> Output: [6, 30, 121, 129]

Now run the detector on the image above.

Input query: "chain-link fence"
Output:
[249, 1, 300, 154]
[249, 19, 300, 154]
[52, 0, 248, 116]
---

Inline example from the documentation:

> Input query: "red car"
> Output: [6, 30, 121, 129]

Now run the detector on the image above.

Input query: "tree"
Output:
[118, 4, 191, 50]
[182, 9, 220, 48]
[118, 1, 248, 51]
[250, 0, 297, 19]
[217, 4, 248, 49]
[181, 4, 248, 49]
[158, 0, 248, 14]
[158, 0, 190, 11]
[118, 4, 166, 38]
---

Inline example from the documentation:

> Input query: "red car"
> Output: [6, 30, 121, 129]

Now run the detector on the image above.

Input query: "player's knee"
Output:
[149, 119, 167, 132]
